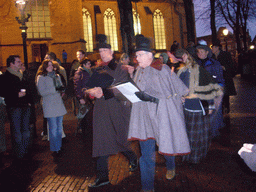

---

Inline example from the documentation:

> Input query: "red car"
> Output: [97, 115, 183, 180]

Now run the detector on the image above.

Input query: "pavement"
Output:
[0, 75, 256, 192]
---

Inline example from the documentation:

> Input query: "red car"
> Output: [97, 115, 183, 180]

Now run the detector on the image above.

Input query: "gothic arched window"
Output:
[104, 8, 118, 51]
[25, 0, 51, 39]
[133, 8, 141, 35]
[153, 9, 166, 50]
[82, 8, 93, 52]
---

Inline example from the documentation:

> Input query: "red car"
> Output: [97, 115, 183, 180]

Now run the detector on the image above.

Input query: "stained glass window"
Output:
[104, 8, 118, 51]
[82, 8, 93, 52]
[153, 9, 166, 50]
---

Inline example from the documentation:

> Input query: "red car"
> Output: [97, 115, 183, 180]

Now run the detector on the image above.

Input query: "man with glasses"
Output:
[128, 36, 190, 192]
[0, 55, 32, 163]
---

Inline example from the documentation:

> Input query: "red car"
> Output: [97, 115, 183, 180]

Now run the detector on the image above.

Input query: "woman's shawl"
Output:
[177, 64, 223, 100]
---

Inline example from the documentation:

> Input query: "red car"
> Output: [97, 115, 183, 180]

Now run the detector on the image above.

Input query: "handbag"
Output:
[76, 99, 92, 119]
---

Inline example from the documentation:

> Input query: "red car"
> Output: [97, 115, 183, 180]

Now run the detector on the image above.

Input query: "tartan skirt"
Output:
[183, 110, 211, 164]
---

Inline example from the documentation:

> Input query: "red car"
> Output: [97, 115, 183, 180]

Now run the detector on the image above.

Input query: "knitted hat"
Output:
[174, 49, 187, 58]
[196, 40, 212, 57]
[160, 52, 169, 64]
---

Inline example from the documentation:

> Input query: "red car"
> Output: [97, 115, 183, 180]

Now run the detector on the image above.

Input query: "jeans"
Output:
[140, 139, 175, 190]
[7, 107, 31, 158]
[47, 116, 63, 152]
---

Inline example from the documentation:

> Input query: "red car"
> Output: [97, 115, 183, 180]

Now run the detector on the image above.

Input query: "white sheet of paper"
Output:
[115, 82, 141, 103]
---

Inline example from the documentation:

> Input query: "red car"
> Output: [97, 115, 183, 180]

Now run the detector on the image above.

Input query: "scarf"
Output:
[47, 71, 62, 88]
[99, 61, 110, 67]
[198, 58, 208, 67]
[6, 67, 23, 81]
[82, 66, 92, 76]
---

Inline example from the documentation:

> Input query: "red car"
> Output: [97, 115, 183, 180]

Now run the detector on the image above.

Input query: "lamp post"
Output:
[223, 28, 229, 51]
[15, 0, 31, 69]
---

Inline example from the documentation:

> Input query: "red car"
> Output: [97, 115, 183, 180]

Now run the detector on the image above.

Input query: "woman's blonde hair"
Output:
[185, 51, 197, 68]
[177, 49, 197, 68]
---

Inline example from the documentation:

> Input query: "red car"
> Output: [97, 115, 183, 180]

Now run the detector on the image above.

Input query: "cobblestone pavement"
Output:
[0, 75, 256, 192]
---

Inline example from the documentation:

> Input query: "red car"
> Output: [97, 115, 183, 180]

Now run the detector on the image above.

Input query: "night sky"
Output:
[193, 0, 256, 39]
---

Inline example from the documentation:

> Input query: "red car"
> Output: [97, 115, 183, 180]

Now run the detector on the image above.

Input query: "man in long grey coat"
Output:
[128, 36, 190, 192]
[86, 35, 137, 188]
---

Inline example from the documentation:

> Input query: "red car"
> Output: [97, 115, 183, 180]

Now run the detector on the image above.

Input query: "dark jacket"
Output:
[197, 57, 225, 87]
[212, 50, 237, 96]
[91, 58, 132, 157]
[73, 67, 91, 101]
[0, 70, 32, 108]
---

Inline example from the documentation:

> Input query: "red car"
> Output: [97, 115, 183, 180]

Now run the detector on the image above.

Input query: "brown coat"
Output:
[92, 59, 132, 157]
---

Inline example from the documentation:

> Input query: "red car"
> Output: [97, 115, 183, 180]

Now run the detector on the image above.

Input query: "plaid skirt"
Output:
[183, 110, 211, 164]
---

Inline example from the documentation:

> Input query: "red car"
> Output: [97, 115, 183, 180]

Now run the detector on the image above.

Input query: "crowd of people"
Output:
[0, 33, 250, 192]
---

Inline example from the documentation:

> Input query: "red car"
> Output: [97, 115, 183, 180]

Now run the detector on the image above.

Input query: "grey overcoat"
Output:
[128, 61, 191, 155]
[36, 75, 67, 118]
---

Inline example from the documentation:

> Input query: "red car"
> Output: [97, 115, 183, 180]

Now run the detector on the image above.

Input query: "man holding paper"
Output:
[86, 34, 138, 188]
[128, 36, 191, 192]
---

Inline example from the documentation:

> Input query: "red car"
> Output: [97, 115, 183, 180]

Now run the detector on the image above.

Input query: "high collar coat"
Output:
[91, 58, 132, 157]
[128, 61, 191, 155]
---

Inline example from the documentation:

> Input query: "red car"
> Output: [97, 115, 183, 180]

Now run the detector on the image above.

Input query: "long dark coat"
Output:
[212, 50, 237, 96]
[91, 59, 132, 157]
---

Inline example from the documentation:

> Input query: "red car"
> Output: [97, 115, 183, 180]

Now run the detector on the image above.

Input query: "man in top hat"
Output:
[86, 34, 138, 188]
[211, 39, 236, 114]
[127, 36, 190, 192]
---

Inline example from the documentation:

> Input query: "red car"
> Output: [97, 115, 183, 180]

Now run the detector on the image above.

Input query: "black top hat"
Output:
[212, 39, 222, 47]
[135, 35, 152, 52]
[96, 34, 111, 49]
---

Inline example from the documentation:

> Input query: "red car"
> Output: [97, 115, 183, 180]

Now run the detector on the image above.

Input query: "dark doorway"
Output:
[32, 44, 48, 63]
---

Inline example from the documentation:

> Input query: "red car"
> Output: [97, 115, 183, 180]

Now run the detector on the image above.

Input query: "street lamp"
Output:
[223, 28, 229, 51]
[15, 0, 31, 69]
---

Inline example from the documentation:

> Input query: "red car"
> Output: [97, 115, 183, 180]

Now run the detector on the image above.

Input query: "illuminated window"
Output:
[153, 9, 166, 50]
[133, 8, 141, 35]
[82, 8, 93, 52]
[104, 8, 118, 51]
[25, 0, 51, 39]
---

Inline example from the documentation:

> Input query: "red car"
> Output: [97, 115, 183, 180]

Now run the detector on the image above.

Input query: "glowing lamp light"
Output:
[223, 29, 229, 36]
[250, 45, 255, 49]
[16, 0, 26, 4]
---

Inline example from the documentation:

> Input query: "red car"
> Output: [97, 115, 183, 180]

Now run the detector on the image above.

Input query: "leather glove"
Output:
[135, 91, 159, 104]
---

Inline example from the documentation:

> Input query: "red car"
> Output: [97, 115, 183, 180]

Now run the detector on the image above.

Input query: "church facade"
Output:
[0, 0, 194, 67]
